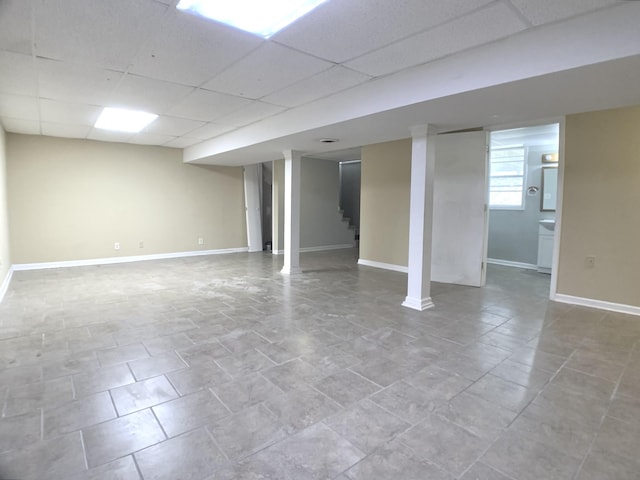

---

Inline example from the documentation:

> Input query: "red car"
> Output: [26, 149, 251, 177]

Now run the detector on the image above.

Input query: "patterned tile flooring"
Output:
[0, 249, 639, 479]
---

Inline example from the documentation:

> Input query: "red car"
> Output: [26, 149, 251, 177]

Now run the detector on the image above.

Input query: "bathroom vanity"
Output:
[537, 220, 555, 273]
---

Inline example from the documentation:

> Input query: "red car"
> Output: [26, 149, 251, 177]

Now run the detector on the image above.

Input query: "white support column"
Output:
[243, 164, 263, 253]
[402, 125, 435, 311]
[281, 150, 302, 275]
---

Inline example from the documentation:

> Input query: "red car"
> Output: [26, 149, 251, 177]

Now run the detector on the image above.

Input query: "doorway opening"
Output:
[486, 123, 560, 288]
[261, 162, 272, 251]
[339, 160, 361, 248]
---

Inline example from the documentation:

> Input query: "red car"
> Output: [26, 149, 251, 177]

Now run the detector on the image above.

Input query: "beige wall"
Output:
[360, 139, 411, 267]
[0, 127, 11, 281]
[7, 134, 247, 264]
[557, 105, 640, 307]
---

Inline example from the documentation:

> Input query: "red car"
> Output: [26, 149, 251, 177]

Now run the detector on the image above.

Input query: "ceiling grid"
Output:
[0, 0, 637, 163]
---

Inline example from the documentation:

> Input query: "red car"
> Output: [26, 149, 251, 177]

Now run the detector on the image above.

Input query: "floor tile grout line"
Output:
[207, 386, 233, 415]
[202, 423, 232, 464]
[131, 453, 145, 480]
[107, 387, 120, 418]
[570, 337, 637, 477]
[39, 407, 44, 442]
[79, 429, 89, 471]
[149, 407, 169, 441]
[499, 346, 576, 433]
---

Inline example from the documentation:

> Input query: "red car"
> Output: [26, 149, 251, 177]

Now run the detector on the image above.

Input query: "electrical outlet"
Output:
[198, 237, 204, 245]
[114, 242, 120, 251]
[585, 256, 595, 268]
[139, 241, 144, 249]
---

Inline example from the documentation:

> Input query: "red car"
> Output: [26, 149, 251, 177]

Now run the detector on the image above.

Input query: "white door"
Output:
[432, 131, 489, 287]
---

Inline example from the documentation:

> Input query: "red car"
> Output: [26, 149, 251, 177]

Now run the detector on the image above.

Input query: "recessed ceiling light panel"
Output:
[176, 0, 328, 39]
[94, 107, 158, 133]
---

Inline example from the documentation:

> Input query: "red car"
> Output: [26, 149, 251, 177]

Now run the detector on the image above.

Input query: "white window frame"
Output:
[488, 145, 527, 210]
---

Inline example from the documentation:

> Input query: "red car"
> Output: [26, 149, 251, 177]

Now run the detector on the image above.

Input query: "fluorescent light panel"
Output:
[176, 0, 327, 38]
[94, 107, 158, 133]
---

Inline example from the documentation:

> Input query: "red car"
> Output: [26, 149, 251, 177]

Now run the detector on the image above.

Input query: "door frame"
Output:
[484, 116, 565, 300]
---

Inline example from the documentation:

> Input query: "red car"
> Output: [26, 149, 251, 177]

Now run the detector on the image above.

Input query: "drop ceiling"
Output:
[0, 0, 639, 165]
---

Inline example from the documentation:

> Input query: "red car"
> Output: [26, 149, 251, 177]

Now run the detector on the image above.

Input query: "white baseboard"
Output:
[358, 258, 408, 273]
[11, 247, 249, 271]
[272, 244, 354, 256]
[0, 266, 14, 302]
[402, 296, 435, 311]
[487, 258, 538, 270]
[554, 293, 640, 317]
[301, 244, 354, 253]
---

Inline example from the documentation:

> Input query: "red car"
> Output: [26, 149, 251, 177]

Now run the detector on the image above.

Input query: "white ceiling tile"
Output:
[39, 99, 102, 125]
[273, 0, 495, 63]
[203, 43, 333, 99]
[41, 122, 91, 139]
[216, 101, 287, 128]
[1, 117, 40, 135]
[187, 123, 237, 140]
[263, 66, 371, 107]
[346, 3, 528, 77]
[509, 0, 620, 26]
[167, 89, 251, 122]
[37, 58, 122, 105]
[163, 137, 202, 148]
[34, 0, 167, 70]
[110, 74, 193, 113]
[142, 116, 205, 136]
[128, 132, 177, 145]
[0, 93, 39, 120]
[0, 0, 33, 55]
[88, 128, 135, 143]
[0, 51, 37, 96]
[130, 11, 263, 87]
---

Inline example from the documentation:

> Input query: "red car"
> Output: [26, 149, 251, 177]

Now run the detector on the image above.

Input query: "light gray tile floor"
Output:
[0, 248, 639, 479]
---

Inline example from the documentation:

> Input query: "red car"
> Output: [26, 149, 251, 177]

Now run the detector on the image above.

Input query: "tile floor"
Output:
[0, 248, 639, 479]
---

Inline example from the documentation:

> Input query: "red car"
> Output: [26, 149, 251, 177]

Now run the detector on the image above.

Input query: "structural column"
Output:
[402, 125, 435, 310]
[243, 164, 263, 252]
[281, 150, 302, 274]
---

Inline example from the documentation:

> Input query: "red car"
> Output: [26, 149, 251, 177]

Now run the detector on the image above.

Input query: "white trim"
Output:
[12, 247, 249, 271]
[300, 244, 354, 253]
[0, 266, 14, 302]
[554, 294, 640, 317]
[549, 117, 566, 298]
[480, 130, 490, 287]
[487, 258, 538, 270]
[274, 244, 354, 255]
[280, 266, 302, 275]
[358, 258, 408, 273]
[402, 296, 435, 311]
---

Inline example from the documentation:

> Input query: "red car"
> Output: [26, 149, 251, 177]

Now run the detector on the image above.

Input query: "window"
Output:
[489, 145, 526, 209]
